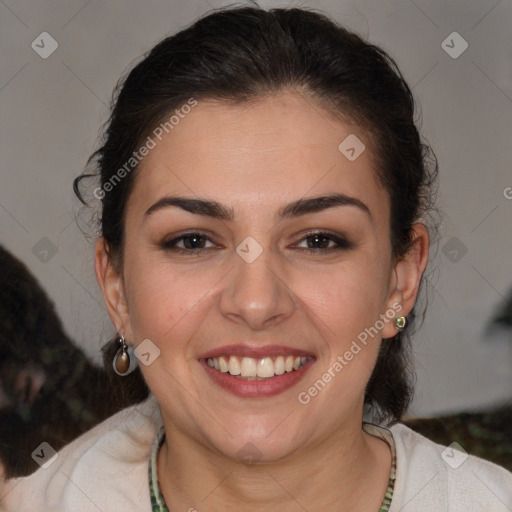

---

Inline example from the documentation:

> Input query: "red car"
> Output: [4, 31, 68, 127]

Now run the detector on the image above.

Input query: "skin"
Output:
[96, 92, 429, 511]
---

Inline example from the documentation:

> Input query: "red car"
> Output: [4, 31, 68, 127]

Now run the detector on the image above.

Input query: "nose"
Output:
[220, 246, 296, 330]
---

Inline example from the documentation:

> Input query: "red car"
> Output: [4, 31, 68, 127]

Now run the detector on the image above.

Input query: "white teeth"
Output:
[218, 356, 229, 373]
[274, 356, 285, 375]
[241, 357, 257, 377]
[207, 354, 309, 378]
[257, 357, 274, 378]
[228, 356, 241, 375]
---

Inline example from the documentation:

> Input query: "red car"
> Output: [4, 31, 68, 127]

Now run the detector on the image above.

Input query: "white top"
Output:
[1, 394, 511, 511]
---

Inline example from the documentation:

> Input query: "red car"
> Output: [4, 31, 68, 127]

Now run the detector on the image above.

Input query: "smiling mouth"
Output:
[205, 355, 310, 380]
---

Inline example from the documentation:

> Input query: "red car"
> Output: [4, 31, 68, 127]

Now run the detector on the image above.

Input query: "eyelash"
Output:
[159, 230, 354, 255]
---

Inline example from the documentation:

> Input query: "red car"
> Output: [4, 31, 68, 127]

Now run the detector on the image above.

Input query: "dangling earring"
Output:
[394, 316, 407, 331]
[112, 335, 131, 376]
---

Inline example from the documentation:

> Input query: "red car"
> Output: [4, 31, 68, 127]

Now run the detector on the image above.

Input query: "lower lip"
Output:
[200, 359, 314, 398]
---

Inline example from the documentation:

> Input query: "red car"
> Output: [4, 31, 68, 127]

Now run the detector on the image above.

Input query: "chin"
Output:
[204, 419, 307, 465]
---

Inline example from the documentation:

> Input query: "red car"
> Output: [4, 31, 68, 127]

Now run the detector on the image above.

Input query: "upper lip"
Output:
[197, 344, 316, 360]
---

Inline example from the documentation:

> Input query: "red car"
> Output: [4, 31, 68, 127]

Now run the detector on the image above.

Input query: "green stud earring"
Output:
[394, 316, 407, 331]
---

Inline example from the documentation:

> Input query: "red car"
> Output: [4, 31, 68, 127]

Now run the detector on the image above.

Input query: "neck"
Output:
[157, 416, 392, 512]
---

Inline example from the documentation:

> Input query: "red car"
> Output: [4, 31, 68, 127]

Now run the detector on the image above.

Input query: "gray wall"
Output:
[1, 0, 511, 417]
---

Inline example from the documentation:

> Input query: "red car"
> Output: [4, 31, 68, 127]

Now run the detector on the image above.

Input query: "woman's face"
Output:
[98, 92, 424, 462]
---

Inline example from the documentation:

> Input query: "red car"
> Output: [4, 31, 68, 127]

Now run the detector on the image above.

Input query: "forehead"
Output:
[129, 92, 389, 223]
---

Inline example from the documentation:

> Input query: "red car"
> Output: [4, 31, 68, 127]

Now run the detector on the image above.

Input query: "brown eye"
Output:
[160, 232, 217, 253]
[295, 231, 354, 252]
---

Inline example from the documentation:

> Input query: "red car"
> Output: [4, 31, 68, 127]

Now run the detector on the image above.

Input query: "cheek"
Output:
[303, 261, 387, 331]
[123, 258, 205, 344]
[295, 259, 389, 385]
[296, 271, 385, 407]
[122, 261, 210, 399]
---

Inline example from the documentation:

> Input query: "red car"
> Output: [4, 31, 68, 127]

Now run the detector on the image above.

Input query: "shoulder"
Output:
[0, 395, 162, 512]
[370, 422, 512, 511]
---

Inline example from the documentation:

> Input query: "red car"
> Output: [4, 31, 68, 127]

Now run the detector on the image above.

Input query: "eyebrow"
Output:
[144, 193, 372, 222]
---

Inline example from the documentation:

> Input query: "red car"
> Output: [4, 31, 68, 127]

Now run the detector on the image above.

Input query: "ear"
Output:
[381, 224, 430, 338]
[94, 238, 132, 341]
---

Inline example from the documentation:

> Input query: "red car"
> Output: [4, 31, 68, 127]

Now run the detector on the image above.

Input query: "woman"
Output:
[1, 5, 511, 511]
